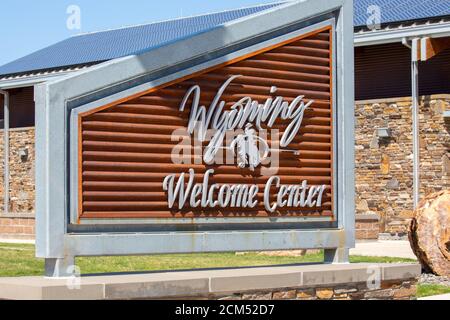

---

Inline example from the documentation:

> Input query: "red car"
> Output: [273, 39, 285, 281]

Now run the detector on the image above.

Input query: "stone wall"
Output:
[355, 95, 450, 236]
[215, 279, 417, 300]
[0, 127, 35, 239]
[0, 215, 35, 240]
[355, 214, 380, 240]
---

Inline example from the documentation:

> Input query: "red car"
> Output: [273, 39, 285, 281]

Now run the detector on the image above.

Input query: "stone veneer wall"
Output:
[355, 214, 380, 240]
[213, 279, 417, 300]
[0, 127, 35, 239]
[355, 95, 450, 236]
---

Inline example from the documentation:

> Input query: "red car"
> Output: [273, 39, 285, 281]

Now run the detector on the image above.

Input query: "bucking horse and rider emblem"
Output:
[229, 124, 270, 171]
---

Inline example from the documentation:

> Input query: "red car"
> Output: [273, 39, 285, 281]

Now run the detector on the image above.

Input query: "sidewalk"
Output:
[419, 293, 450, 300]
[350, 240, 417, 260]
[0, 238, 35, 245]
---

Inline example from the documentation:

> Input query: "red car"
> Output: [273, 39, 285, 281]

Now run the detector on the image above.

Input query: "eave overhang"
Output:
[355, 19, 450, 47]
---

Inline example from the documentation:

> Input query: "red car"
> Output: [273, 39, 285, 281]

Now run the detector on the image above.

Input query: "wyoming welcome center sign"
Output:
[35, 0, 355, 277]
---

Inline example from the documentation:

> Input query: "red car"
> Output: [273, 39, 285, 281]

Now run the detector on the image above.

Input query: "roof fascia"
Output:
[355, 21, 450, 47]
[0, 71, 77, 90]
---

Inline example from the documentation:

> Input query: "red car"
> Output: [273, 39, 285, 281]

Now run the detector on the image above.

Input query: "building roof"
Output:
[354, 0, 450, 27]
[0, 3, 283, 78]
[1, 0, 450, 78]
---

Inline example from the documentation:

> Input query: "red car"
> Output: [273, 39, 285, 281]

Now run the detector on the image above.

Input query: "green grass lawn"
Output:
[0, 242, 415, 277]
[417, 284, 450, 298]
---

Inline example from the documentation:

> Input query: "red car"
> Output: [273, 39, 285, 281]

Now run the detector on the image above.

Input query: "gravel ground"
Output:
[419, 273, 450, 287]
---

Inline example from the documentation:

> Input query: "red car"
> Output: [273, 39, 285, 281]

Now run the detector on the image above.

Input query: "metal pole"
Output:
[0, 90, 9, 215]
[411, 39, 420, 209]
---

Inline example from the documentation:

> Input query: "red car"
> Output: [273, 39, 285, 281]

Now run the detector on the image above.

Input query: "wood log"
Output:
[409, 190, 450, 276]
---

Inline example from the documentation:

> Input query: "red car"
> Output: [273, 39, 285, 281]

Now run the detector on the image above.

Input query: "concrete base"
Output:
[0, 263, 421, 300]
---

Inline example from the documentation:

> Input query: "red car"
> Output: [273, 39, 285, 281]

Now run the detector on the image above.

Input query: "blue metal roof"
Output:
[0, 3, 283, 77]
[354, 0, 450, 27]
[1, 0, 450, 77]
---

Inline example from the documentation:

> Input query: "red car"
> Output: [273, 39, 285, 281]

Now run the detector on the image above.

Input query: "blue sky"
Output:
[0, 0, 279, 66]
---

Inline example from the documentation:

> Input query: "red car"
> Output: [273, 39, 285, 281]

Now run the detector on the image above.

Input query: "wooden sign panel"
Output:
[78, 26, 334, 220]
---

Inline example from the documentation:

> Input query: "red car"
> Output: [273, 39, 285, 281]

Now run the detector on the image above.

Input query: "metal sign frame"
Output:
[35, 0, 355, 277]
